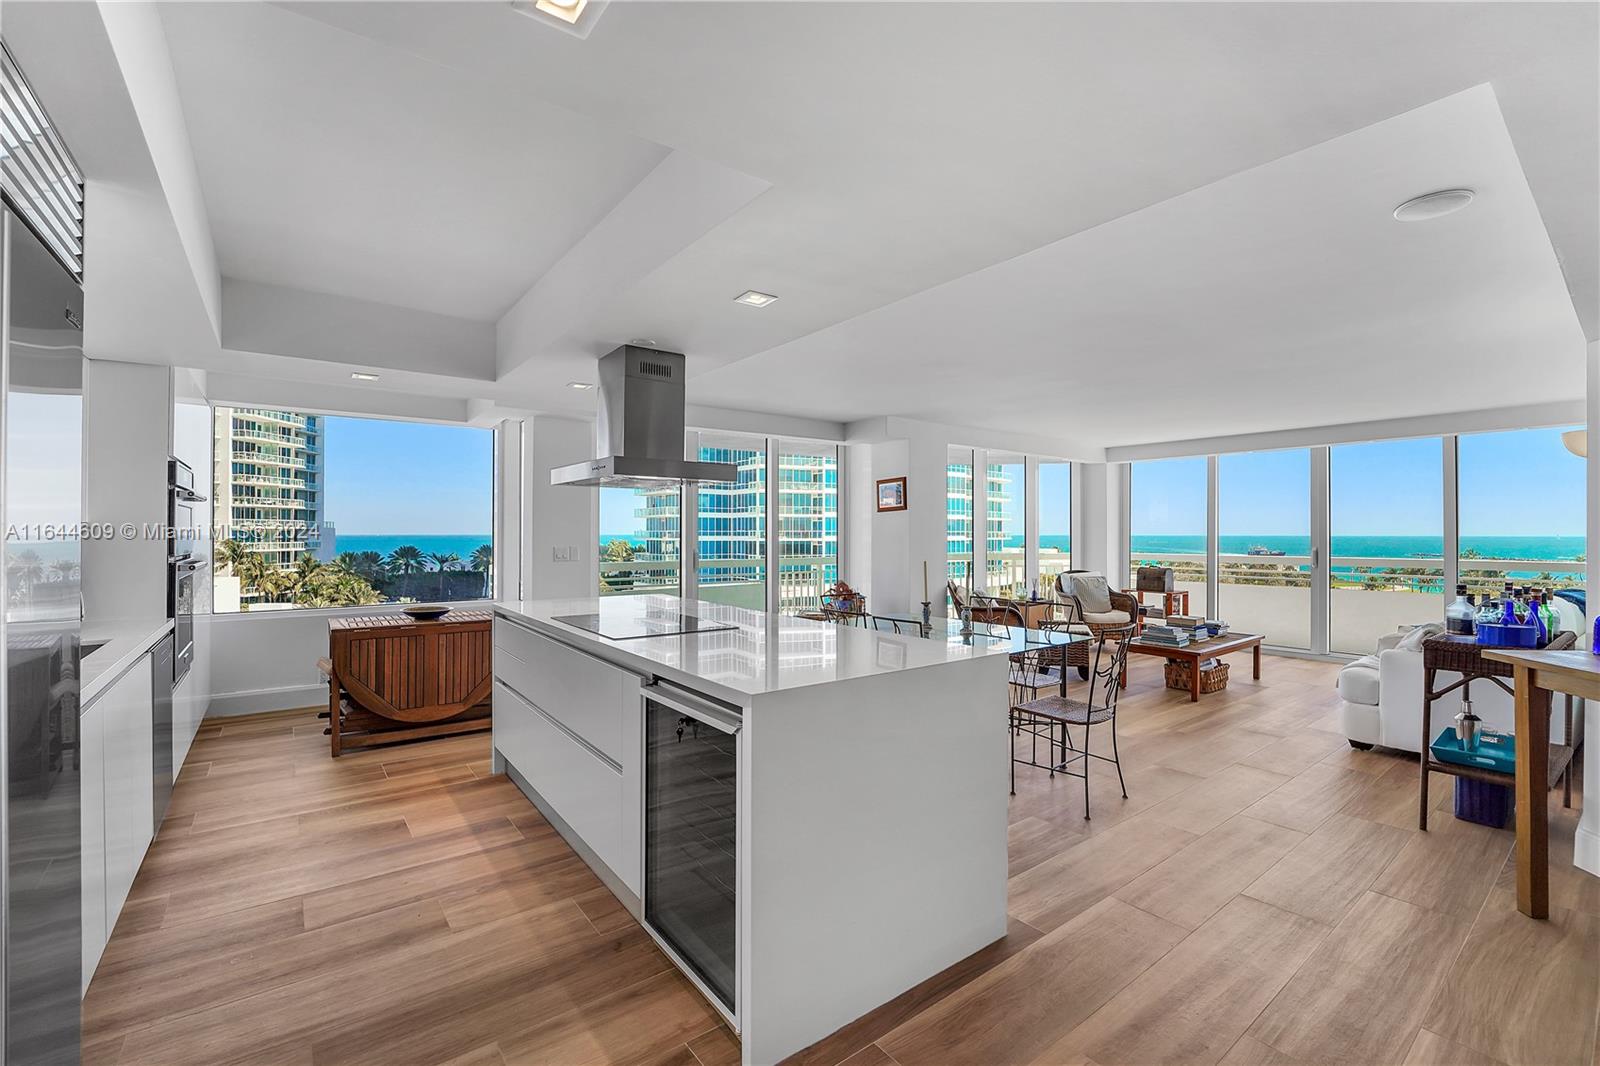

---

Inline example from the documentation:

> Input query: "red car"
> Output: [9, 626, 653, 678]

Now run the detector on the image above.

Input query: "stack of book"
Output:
[1167, 616, 1230, 640]
[1141, 624, 1191, 648]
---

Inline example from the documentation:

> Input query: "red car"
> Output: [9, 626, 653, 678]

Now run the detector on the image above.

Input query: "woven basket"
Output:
[1165, 658, 1229, 694]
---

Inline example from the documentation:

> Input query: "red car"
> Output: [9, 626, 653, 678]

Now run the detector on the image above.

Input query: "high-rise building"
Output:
[621, 446, 838, 611]
[212, 408, 326, 585]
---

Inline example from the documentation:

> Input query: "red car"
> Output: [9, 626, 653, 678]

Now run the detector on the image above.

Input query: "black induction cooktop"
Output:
[553, 611, 736, 641]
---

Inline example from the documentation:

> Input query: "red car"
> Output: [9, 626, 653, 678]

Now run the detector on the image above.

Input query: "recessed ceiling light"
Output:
[568, 381, 596, 390]
[509, 0, 607, 38]
[1393, 188, 1475, 222]
[734, 290, 777, 307]
[535, 0, 586, 22]
[351, 372, 380, 381]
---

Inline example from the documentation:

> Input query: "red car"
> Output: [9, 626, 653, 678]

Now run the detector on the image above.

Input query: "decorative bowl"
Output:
[402, 605, 451, 621]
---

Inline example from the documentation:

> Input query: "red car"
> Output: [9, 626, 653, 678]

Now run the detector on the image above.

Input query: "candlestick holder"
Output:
[920, 600, 932, 637]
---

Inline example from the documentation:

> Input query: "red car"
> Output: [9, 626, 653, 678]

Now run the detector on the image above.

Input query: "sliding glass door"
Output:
[986, 454, 1025, 595]
[695, 433, 767, 609]
[1330, 438, 1443, 654]
[1129, 456, 1209, 618]
[1217, 449, 1312, 648]
[1039, 461, 1071, 594]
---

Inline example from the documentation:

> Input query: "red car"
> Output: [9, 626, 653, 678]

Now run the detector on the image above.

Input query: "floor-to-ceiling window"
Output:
[1330, 438, 1443, 654]
[947, 448, 975, 599]
[696, 433, 766, 609]
[600, 484, 679, 596]
[1039, 460, 1071, 594]
[212, 407, 494, 611]
[1458, 426, 1586, 600]
[777, 442, 838, 613]
[1129, 456, 1208, 617]
[986, 454, 1024, 595]
[1218, 449, 1311, 648]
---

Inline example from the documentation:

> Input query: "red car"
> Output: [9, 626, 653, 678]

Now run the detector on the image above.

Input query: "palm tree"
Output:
[429, 552, 461, 598]
[233, 552, 270, 606]
[469, 543, 493, 598]
[387, 544, 426, 575]
[7, 549, 44, 593]
[215, 538, 249, 574]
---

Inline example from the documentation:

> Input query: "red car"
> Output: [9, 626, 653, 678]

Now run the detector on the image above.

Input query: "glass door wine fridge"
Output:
[642, 681, 740, 1020]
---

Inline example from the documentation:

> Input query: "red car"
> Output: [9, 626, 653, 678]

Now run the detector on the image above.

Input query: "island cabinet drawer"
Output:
[494, 618, 630, 763]
[494, 680, 624, 878]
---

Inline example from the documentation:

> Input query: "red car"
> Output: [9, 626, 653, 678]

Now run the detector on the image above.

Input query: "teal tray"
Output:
[1430, 727, 1515, 775]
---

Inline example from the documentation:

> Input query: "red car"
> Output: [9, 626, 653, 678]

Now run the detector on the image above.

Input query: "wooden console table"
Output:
[322, 610, 493, 757]
[1481, 646, 1599, 920]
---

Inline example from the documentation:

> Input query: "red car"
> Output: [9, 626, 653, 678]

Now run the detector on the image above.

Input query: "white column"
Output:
[972, 449, 989, 592]
[1578, 340, 1599, 878]
[1024, 455, 1041, 594]
[493, 419, 524, 602]
[765, 436, 780, 615]
[1206, 455, 1220, 614]
[1442, 435, 1460, 596]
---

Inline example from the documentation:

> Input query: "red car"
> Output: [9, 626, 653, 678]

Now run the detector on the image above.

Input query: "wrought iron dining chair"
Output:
[1010, 622, 1134, 818]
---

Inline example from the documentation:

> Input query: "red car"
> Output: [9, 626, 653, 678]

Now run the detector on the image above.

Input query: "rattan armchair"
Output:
[1052, 573, 1138, 679]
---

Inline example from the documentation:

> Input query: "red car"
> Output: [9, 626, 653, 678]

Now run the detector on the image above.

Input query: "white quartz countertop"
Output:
[81, 616, 173, 706]
[494, 596, 1018, 706]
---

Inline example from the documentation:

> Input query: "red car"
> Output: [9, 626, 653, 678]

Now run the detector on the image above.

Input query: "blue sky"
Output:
[323, 416, 493, 535]
[1131, 428, 1585, 537]
[601, 486, 642, 537]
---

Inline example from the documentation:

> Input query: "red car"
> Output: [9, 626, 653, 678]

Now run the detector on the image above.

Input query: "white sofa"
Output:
[1338, 605, 1585, 753]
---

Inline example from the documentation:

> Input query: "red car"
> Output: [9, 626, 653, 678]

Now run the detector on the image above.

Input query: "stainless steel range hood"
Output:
[551, 346, 738, 488]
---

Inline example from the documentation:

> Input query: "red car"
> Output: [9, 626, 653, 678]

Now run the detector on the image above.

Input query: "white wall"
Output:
[526, 417, 596, 599]
[1578, 339, 1599, 878]
[208, 607, 364, 716]
[83, 360, 171, 623]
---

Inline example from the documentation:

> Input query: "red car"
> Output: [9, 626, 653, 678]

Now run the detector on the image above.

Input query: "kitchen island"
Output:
[492, 596, 1014, 1066]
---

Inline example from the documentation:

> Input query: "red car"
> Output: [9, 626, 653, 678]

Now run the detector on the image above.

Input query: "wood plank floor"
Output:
[84, 656, 1599, 1066]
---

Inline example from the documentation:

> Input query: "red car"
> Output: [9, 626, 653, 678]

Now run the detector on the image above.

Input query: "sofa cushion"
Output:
[1068, 572, 1113, 613]
[1082, 609, 1133, 625]
[1337, 654, 1381, 706]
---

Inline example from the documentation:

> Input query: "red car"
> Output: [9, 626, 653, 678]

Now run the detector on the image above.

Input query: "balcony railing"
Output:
[234, 409, 309, 430]
[598, 555, 840, 613]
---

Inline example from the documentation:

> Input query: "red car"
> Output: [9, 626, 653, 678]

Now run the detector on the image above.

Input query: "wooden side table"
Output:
[1419, 634, 1579, 834]
[1481, 646, 1599, 919]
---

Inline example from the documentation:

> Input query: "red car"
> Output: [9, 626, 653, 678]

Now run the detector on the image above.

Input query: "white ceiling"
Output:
[159, 1, 668, 320]
[19, 1, 1599, 449]
[691, 84, 1585, 446]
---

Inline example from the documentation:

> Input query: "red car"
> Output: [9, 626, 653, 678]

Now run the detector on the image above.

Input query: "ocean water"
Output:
[604, 531, 1585, 562]
[332, 534, 492, 560]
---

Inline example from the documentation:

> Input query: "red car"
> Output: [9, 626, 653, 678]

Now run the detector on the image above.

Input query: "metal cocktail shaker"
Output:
[1455, 698, 1482, 752]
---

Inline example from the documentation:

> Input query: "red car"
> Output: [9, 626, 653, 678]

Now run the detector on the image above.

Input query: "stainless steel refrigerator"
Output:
[1, 203, 86, 1063]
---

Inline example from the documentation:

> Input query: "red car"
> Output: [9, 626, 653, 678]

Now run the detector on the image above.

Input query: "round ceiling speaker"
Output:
[1393, 188, 1476, 222]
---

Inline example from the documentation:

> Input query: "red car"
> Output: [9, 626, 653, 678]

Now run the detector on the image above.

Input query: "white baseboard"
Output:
[206, 683, 325, 718]
[1576, 822, 1600, 879]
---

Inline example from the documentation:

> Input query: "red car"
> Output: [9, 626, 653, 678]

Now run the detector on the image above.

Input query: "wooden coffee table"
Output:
[1126, 632, 1263, 701]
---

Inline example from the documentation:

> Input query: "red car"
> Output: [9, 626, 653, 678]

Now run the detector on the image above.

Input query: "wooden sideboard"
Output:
[323, 610, 493, 756]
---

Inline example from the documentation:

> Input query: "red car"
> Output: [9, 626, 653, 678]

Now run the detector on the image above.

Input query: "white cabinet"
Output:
[494, 681, 625, 879]
[99, 654, 154, 934]
[80, 698, 107, 995]
[492, 619, 641, 896]
[494, 618, 627, 763]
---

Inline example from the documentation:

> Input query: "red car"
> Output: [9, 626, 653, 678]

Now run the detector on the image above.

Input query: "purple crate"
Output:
[1454, 777, 1512, 828]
